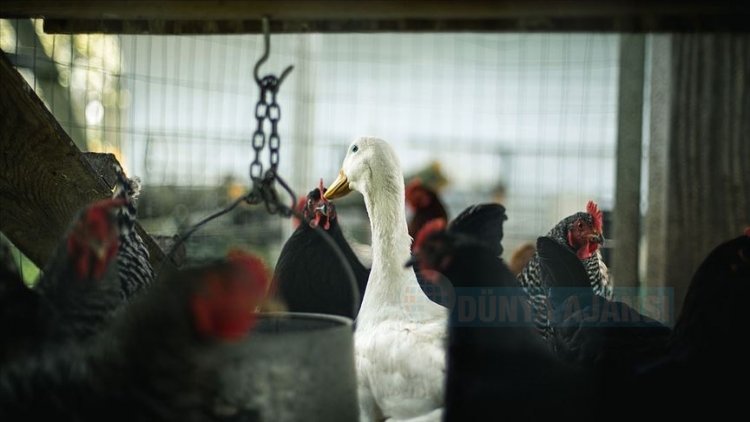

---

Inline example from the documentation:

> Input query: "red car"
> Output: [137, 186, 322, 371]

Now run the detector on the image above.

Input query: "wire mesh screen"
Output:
[1, 19, 619, 268]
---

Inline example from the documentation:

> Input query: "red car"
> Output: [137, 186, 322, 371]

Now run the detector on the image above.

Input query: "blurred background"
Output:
[1, 19, 619, 277]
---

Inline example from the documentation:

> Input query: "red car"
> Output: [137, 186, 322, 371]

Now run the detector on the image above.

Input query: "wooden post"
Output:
[645, 34, 750, 318]
[612, 34, 645, 292]
[644, 35, 672, 293]
[0, 49, 168, 270]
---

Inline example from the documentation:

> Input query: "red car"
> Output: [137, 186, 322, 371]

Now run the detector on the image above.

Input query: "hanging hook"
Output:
[253, 16, 271, 84]
[254, 16, 294, 88]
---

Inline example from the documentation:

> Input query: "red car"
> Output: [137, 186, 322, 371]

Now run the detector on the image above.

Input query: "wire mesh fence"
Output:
[1, 19, 620, 274]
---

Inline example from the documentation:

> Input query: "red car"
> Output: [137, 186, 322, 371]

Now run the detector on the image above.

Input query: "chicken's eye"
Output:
[351, 145, 359, 153]
[577, 221, 583, 229]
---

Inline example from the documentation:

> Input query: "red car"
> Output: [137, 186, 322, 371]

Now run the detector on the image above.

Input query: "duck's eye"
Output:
[351, 145, 359, 153]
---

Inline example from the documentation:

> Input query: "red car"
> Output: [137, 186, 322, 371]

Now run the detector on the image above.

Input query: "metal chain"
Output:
[247, 32, 294, 216]
[166, 66, 294, 266]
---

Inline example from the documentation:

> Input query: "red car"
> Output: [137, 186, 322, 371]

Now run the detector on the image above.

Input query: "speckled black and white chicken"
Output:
[535, 236, 670, 371]
[32, 197, 129, 343]
[31, 165, 154, 342]
[517, 201, 612, 343]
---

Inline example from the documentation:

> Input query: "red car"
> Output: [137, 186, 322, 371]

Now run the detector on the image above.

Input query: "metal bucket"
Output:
[217, 312, 358, 422]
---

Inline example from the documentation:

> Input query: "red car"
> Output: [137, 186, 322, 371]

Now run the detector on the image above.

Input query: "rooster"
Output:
[0, 250, 269, 421]
[273, 180, 369, 319]
[517, 201, 612, 343]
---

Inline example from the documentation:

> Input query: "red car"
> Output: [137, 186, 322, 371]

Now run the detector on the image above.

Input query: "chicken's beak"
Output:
[590, 232, 604, 245]
[324, 170, 352, 200]
[90, 241, 109, 261]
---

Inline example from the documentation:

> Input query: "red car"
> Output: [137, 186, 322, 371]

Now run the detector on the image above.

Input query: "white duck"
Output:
[325, 137, 447, 422]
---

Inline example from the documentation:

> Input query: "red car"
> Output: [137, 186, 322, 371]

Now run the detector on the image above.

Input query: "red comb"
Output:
[413, 218, 447, 253]
[586, 201, 603, 232]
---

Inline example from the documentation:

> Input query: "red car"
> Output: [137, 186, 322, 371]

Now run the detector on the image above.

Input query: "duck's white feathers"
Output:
[342, 137, 446, 421]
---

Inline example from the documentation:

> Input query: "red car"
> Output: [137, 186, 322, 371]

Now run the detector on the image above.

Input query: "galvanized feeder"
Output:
[217, 312, 358, 422]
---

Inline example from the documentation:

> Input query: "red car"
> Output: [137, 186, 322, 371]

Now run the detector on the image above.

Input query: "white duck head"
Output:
[324, 137, 403, 203]
[325, 137, 411, 275]
[325, 137, 445, 322]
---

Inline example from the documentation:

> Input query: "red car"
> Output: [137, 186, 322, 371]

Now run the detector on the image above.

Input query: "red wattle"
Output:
[576, 243, 593, 260]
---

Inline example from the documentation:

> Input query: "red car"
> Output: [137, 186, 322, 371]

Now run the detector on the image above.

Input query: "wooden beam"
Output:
[612, 34, 645, 292]
[2, 1, 749, 33]
[0, 49, 169, 271]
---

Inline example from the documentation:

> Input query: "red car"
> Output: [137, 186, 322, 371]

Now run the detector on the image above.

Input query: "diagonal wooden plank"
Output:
[0, 49, 168, 271]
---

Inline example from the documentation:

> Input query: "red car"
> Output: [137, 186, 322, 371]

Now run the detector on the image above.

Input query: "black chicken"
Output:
[637, 230, 750, 416]
[411, 229, 596, 420]
[669, 229, 750, 364]
[0, 251, 268, 421]
[547, 230, 750, 417]
[446, 202, 507, 257]
[273, 182, 369, 319]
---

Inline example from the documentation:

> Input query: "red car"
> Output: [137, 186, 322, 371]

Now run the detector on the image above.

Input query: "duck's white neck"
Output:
[362, 174, 411, 269]
[357, 172, 437, 325]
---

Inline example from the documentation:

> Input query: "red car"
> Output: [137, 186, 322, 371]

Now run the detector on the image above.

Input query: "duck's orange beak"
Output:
[324, 170, 352, 200]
